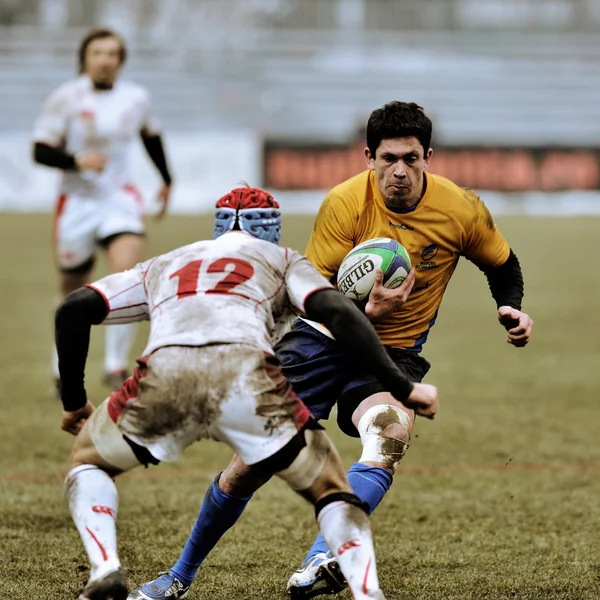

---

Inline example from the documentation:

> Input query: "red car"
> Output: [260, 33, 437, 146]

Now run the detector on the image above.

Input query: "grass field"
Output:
[1, 213, 599, 600]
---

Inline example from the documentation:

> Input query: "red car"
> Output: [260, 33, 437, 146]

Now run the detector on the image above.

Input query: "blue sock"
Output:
[303, 462, 393, 564]
[170, 474, 252, 586]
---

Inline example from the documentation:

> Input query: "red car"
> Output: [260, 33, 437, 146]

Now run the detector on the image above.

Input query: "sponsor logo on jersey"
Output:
[337, 259, 375, 295]
[421, 244, 438, 261]
[416, 244, 438, 270]
[388, 220, 414, 231]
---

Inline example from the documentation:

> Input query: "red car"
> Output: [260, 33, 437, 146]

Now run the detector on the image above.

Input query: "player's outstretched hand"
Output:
[155, 183, 172, 220]
[365, 268, 415, 321]
[75, 152, 107, 173]
[404, 383, 439, 420]
[61, 402, 95, 436]
[497, 306, 533, 347]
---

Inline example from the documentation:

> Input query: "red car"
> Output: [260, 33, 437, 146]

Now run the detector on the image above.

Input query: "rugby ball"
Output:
[337, 238, 411, 301]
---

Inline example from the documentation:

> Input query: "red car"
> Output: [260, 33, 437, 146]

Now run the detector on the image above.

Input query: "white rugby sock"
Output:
[317, 501, 383, 600]
[65, 465, 120, 582]
[104, 323, 136, 373]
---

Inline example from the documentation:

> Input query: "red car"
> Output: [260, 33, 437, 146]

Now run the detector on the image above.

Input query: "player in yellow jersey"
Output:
[129, 103, 531, 600]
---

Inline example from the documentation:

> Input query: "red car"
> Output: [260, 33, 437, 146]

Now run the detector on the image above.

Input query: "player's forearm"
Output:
[140, 132, 172, 185]
[304, 289, 414, 401]
[482, 249, 524, 310]
[33, 142, 77, 171]
[55, 287, 108, 411]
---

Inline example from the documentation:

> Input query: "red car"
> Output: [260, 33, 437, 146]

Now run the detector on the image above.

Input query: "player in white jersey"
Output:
[55, 186, 439, 600]
[33, 28, 173, 391]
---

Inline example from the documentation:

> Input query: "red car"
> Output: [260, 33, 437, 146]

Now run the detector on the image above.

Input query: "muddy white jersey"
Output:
[33, 75, 160, 198]
[88, 232, 333, 355]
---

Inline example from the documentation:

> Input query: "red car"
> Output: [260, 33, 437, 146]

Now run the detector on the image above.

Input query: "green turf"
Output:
[1, 213, 599, 600]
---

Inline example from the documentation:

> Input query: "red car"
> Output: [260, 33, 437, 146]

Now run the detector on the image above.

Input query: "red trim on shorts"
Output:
[107, 356, 149, 423]
[263, 353, 311, 429]
[53, 193, 68, 259]
[123, 184, 143, 212]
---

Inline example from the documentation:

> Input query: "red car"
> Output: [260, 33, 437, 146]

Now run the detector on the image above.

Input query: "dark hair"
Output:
[78, 28, 127, 73]
[366, 102, 432, 157]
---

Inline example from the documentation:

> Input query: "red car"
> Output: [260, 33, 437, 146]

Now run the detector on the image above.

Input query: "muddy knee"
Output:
[357, 405, 412, 473]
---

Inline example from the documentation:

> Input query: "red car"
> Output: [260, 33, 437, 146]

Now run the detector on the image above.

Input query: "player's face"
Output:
[366, 137, 432, 210]
[83, 37, 122, 87]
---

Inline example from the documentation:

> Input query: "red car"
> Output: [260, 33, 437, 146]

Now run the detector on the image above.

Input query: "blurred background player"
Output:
[131, 101, 533, 600]
[55, 186, 439, 600]
[32, 27, 173, 392]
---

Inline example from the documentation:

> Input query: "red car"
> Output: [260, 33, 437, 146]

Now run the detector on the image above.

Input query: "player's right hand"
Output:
[75, 152, 107, 173]
[61, 402, 95, 435]
[365, 268, 415, 321]
[155, 183, 172, 220]
[404, 383, 439, 420]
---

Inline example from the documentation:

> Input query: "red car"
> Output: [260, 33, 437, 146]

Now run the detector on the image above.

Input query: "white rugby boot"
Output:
[286, 552, 347, 599]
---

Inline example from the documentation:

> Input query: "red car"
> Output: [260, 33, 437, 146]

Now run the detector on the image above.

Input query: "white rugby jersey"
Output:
[33, 75, 160, 197]
[88, 232, 333, 355]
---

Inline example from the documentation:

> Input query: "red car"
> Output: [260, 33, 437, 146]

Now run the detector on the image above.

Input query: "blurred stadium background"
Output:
[2, 2, 600, 600]
[1, 0, 600, 213]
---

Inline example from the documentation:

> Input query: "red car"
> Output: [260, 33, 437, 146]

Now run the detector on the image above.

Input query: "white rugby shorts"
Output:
[87, 345, 312, 469]
[53, 185, 144, 270]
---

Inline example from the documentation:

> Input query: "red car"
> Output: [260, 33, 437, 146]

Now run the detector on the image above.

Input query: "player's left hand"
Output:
[61, 402, 95, 435]
[497, 306, 533, 347]
[156, 183, 172, 220]
[365, 268, 415, 321]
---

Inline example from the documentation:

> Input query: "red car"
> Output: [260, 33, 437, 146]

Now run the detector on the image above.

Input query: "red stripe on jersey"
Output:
[256, 280, 285, 310]
[301, 286, 333, 313]
[85, 284, 110, 316]
[108, 281, 143, 302]
[108, 303, 148, 312]
[263, 353, 311, 429]
[142, 257, 159, 294]
[104, 313, 148, 323]
[53, 193, 68, 259]
[107, 357, 149, 423]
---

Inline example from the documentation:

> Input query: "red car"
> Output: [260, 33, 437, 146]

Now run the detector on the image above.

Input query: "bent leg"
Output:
[168, 454, 271, 586]
[277, 429, 384, 600]
[301, 392, 413, 569]
[65, 399, 142, 593]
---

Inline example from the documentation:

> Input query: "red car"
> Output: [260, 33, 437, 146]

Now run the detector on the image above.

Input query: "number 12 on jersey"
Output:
[169, 258, 254, 299]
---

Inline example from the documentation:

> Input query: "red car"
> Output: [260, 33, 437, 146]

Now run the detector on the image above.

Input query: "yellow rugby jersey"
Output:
[305, 169, 510, 351]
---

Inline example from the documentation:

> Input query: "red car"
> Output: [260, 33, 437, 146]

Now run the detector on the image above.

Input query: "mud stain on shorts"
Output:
[254, 354, 306, 435]
[121, 346, 236, 441]
[120, 345, 278, 443]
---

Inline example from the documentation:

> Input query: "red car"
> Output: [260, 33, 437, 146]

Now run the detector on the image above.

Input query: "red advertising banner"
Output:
[263, 139, 600, 192]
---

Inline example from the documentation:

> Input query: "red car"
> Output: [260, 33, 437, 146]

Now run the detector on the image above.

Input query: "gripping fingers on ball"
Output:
[372, 269, 384, 288]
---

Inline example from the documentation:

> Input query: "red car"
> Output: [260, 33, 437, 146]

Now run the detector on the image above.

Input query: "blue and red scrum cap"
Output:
[214, 186, 282, 244]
